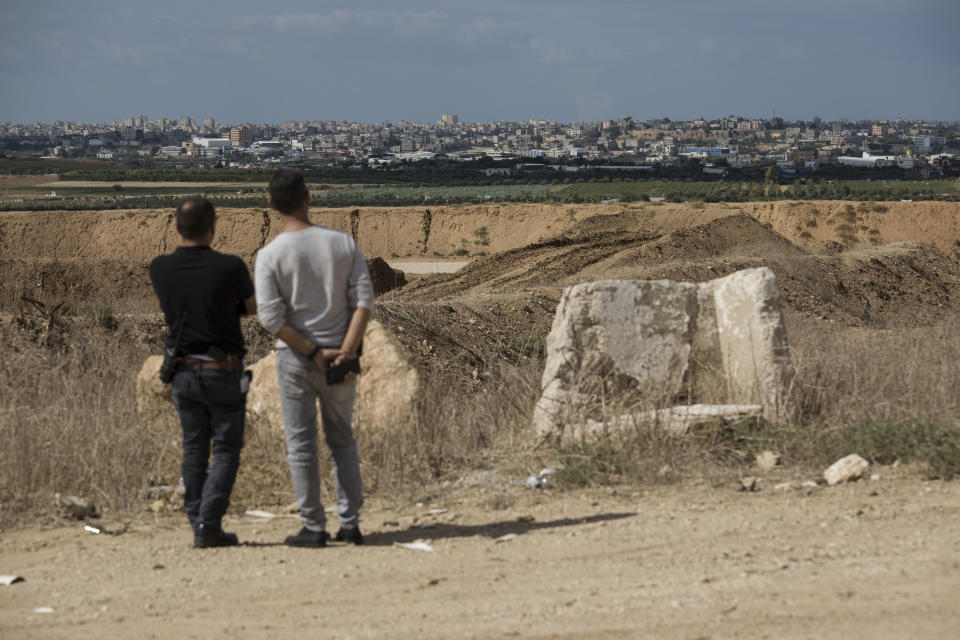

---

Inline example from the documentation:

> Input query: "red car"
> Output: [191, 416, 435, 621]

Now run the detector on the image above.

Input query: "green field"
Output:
[2, 177, 958, 212]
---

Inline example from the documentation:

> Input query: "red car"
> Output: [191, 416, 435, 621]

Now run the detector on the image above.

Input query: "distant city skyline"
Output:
[1, 1, 957, 124]
[7, 113, 960, 128]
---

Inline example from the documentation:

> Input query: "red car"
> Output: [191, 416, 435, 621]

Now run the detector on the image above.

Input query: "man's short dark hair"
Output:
[175, 197, 216, 240]
[269, 169, 308, 214]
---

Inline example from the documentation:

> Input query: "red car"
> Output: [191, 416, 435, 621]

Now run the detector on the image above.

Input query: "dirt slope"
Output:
[3, 201, 957, 264]
[393, 212, 960, 329]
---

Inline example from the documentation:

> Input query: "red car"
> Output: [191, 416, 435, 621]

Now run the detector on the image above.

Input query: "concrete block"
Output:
[534, 268, 796, 442]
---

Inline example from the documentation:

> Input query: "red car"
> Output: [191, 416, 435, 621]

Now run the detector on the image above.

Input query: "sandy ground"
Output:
[2, 468, 958, 639]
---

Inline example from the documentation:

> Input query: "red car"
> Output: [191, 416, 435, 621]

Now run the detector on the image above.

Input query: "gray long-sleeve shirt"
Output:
[254, 225, 374, 349]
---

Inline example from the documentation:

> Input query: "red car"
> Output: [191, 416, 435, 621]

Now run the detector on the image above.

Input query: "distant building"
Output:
[792, 148, 817, 166]
[230, 125, 253, 148]
[157, 145, 183, 158]
[679, 146, 732, 159]
[872, 124, 888, 137]
[837, 151, 914, 168]
[192, 137, 232, 150]
[441, 113, 459, 125]
[914, 135, 945, 151]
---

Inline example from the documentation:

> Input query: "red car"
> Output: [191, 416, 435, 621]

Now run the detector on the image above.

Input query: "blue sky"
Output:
[1, 0, 957, 124]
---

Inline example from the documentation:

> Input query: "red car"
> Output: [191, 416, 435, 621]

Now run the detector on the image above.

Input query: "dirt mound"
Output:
[4, 202, 960, 383]
[745, 200, 960, 256]
[367, 257, 407, 296]
[0, 258, 154, 310]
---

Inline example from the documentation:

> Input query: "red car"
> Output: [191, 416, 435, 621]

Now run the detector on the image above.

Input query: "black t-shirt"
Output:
[149, 246, 254, 357]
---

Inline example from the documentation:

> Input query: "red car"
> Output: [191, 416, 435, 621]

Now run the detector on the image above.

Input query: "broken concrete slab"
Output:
[571, 403, 762, 439]
[533, 268, 796, 442]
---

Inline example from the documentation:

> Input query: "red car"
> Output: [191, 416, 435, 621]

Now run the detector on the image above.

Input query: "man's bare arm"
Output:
[340, 307, 371, 357]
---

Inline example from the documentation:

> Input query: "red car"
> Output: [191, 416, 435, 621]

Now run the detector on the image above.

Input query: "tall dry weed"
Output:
[0, 317, 168, 526]
[357, 359, 543, 494]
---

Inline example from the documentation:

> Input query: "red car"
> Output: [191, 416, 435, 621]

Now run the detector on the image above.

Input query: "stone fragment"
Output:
[533, 268, 796, 442]
[135, 355, 171, 420]
[710, 268, 795, 422]
[823, 454, 869, 486]
[245, 352, 283, 432]
[800, 480, 819, 489]
[354, 319, 421, 435]
[532, 279, 697, 440]
[774, 482, 798, 491]
[739, 477, 759, 492]
[756, 450, 781, 470]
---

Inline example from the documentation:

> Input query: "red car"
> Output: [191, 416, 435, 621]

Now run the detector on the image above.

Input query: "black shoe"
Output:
[335, 526, 364, 545]
[194, 525, 239, 548]
[284, 527, 328, 548]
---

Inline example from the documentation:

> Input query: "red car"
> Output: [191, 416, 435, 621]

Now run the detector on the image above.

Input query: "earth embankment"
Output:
[2, 201, 960, 319]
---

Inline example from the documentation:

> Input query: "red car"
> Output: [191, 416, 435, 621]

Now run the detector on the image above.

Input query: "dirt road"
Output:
[2, 467, 958, 639]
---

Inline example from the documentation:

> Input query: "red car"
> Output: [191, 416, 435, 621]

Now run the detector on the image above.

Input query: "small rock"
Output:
[800, 480, 819, 488]
[870, 474, 880, 481]
[494, 533, 518, 544]
[774, 482, 798, 491]
[755, 450, 780, 470]
[739, 477, 759, 492]
[823, 454, 869, 486]
[149, 499, 166, 513]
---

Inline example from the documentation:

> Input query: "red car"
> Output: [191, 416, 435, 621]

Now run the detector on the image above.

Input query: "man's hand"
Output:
[312, 348, 342, 368]
[324, 352, 358, 385]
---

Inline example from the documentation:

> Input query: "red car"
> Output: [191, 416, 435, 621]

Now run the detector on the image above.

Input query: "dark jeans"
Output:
[170, 366, 246, 534]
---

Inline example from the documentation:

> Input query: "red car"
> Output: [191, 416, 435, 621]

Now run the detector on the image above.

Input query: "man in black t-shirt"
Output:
[149, 197, 255, 548]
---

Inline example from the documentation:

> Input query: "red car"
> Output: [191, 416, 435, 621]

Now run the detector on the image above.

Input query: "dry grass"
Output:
[3, 299, 960, 526]
[358, 359, 542, 494]
[0, 315, 164, 527]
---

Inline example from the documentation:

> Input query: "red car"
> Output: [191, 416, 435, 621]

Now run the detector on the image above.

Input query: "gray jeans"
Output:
[276, 348, 363, 532]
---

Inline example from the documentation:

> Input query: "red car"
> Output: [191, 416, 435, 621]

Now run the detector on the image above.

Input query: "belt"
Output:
[180, 354, 242, 372]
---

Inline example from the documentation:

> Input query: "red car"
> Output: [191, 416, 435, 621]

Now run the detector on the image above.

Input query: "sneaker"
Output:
[284, 527, 328, 548]
[335, 526, 364, 545]
[194, 525, 239, 548]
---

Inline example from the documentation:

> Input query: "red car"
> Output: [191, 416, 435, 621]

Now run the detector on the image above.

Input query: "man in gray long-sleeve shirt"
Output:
[255, 169, 373, 548]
